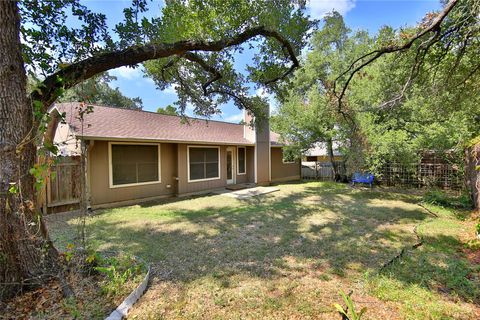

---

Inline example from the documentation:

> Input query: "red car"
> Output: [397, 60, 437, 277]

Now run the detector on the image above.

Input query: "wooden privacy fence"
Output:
[41, 156, 81, 213]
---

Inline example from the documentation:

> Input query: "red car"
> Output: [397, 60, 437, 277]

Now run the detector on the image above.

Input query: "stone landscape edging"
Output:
[105, 261, 151, 320]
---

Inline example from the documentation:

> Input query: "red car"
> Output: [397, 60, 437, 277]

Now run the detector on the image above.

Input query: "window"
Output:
[237, 147, 246, 174]
[109, 143, 160, 187]
[188, 147, 220, 182]
[282, 149, 296, 164]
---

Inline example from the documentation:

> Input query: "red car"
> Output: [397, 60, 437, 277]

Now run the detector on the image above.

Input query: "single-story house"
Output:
[47, 102, 300, 209]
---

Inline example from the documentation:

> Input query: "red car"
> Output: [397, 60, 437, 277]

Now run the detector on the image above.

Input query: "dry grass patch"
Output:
[47, 181, 479, 319]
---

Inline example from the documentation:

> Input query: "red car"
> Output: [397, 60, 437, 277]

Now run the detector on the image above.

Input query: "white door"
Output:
[226, 147, 235, 185]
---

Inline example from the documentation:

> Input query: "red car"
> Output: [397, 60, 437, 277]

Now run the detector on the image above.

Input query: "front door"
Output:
[226, 147, 235, 185]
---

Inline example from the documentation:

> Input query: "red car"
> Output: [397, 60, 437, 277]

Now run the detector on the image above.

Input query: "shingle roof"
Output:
[54, 102, 280, 145]
[270, 131, 283, 146]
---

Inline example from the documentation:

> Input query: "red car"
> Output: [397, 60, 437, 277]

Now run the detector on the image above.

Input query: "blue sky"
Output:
[83, 0, 441, 122]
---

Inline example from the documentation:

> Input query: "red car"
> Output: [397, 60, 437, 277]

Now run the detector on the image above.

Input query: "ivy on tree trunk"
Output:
[0, 1, 67, 300]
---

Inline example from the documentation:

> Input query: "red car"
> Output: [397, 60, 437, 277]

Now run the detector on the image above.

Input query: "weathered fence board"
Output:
[46, 156, 81, 212]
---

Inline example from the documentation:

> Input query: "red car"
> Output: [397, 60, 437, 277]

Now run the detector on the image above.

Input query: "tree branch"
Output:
[181, 52, 222, 95]
[333, 0, 459, 112]
[207, 88, 251, 110]
[377, 29, 441, 110]
[263, 44, 300, 85]
[32, 26, 299, 113]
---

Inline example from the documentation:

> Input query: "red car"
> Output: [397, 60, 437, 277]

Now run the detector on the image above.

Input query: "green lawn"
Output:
[47, 181, 480, 319]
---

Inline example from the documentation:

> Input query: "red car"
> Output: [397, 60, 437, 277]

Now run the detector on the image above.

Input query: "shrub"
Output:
[423, 190, 473, 209]
[94, 254, 146, 297]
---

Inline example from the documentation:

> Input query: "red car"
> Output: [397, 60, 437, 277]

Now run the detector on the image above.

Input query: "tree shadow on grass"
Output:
[56, 183, 428, 281]
[377, 232, 480, 305]
[47, 182, 480, 309]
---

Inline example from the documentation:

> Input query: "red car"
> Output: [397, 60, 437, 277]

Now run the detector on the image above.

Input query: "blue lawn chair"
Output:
[351, 172, 374, 188]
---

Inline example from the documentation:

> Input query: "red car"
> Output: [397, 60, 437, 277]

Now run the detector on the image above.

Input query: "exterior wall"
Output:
[243, 110, 256, 142]
[88, 140, 177, 206]
[88, 140, 257, 206]
[271, 147, 301, 182]
[243, 106, 270, 185]
[176, 144, 255, 195]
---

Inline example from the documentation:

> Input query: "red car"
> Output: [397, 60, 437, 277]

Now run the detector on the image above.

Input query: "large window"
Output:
[282, 149, 296, 164]
[237, 147, 246, 174]
[109, 143, 160, 187]
[188, 147, 220, 182]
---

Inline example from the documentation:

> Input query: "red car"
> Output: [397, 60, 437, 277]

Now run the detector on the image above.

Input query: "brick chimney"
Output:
[243, 107, 271, 185]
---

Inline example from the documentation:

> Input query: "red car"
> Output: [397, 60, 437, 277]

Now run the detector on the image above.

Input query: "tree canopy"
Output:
[157, 104, 179, 115]
[1, 0, 315, 300]
[21, 0, 313, 118]
[58, 72, 143, 109]
[273, 2, 480, 173]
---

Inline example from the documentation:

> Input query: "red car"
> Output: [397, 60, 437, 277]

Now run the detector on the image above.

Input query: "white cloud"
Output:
[307, 0, 356, 19]
[110, 66, 143, 80]
[110, 65, 157, 87]
[224, 113, 244, 123]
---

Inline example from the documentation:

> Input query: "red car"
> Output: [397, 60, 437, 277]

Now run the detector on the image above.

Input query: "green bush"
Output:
[95, 254, 146, 297]
[423, 190, 473, 209]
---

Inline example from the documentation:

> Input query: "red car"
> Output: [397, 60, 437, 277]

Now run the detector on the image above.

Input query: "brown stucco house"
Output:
[48, 102, 300, 209]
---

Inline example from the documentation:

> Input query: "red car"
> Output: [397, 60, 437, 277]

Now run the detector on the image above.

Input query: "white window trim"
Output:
[108, 142, 161, 189]
[282, 149, 296, 164]
[187, 145, 221, 183]
[237, 146, 246, 175]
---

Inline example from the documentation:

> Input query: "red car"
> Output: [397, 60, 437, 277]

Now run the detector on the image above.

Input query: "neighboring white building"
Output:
[305, 142, 341, 157]
[53, 121, 81, 156]
[302, 142, 344, 179]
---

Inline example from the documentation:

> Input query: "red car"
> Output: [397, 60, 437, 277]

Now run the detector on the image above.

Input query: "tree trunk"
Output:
[0, 0, 302, 302]
[0, 1, 61, 300]
[326, 138, 338, 181]
[465, 143, 479, 210]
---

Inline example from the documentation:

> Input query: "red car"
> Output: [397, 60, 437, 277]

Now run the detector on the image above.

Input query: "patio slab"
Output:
[216, 186, 280, 199]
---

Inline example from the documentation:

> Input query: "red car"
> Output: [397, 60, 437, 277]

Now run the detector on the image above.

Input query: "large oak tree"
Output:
[0, 0, 312, 299]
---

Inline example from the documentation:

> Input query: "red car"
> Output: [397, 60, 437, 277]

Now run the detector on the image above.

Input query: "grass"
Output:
[366, 200, 480, 320]
[47, 181, 480, 319]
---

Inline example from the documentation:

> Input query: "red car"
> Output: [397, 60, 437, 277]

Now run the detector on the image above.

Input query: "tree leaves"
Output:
[273, 5, 480, 173]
